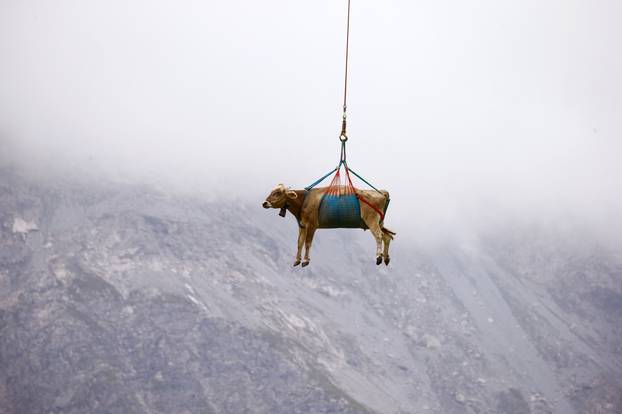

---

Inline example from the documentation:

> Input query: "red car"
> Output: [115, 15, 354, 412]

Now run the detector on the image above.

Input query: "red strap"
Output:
[324, 165, 385, 220]
[341, 166, 385, 220]
[356, 193, 385, 221]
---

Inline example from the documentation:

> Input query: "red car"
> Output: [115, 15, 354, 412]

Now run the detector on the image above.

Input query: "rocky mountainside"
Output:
[0, 168, 620, 414]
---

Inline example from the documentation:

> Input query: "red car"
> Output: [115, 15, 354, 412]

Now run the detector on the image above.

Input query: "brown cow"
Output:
[262, 184, 395, 267]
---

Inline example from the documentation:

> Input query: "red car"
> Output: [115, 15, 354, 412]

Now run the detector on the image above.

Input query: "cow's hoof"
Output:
[301, 260, 310, 267]
[293, 260, 301, 267]
[376, 255, 383, 265]
[384, 256, 391, 266]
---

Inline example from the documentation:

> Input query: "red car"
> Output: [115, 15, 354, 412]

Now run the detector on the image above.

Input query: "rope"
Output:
[305, 166, 339, 190]
[304, 0, 390, 222]
[339, 0, 351, 142]
[344, 163, 386, 221]
[347, 167, 383, 194]
[343, 0, 351, 112]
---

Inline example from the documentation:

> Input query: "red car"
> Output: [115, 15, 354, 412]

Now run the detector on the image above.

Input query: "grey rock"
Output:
[0, 168, 621, 414]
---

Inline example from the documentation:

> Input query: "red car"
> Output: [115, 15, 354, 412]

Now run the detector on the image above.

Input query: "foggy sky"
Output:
[1, 0, 621, 243]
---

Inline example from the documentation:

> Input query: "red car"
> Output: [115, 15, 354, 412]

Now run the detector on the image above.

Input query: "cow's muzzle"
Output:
[262, 201, 271, 209]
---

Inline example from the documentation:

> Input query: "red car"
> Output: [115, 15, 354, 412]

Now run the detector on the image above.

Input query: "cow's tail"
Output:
[381, 226, 396, 240]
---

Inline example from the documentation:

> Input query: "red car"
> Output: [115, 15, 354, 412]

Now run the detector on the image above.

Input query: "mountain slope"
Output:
[1, 169, 620, 413]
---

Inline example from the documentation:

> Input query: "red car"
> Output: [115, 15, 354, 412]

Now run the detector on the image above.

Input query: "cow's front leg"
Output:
[302, 227, 316, 267]
[294, 226, 306, 266]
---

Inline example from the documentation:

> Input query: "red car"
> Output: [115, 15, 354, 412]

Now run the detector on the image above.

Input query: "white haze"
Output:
[1, 0, 621, 244]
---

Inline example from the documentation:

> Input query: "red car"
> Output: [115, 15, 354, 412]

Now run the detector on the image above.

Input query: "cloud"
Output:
[1, 0, 621, 244]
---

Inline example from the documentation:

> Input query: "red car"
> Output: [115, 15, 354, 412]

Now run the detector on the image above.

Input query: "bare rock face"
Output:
[11, 217, 38, 235]
[0, 168, 621, 414]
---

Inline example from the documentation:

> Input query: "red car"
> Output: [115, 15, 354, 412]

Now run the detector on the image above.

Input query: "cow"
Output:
[263, 184, 395, 267]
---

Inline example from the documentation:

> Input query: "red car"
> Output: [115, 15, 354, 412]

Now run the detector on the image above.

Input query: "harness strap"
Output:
[305, 167, 339, 190]
[342, 163, 387, 221]
[356, 193, 386, 221]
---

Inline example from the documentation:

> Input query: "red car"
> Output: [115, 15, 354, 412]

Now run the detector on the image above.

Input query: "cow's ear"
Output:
[286, 190, 298, 199]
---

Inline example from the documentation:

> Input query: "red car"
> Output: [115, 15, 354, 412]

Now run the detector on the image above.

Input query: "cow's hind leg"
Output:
[362, 218, 384, 265]
[294, 227, 306, 266]
[302, 227, 316, 267]
[382, 231, 391, 265]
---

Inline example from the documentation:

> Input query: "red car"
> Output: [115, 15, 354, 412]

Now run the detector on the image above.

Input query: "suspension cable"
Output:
[339, 0, 351, 142]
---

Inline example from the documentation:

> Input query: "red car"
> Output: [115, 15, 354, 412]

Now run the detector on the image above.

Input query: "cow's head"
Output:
[263, 184, 298, 211]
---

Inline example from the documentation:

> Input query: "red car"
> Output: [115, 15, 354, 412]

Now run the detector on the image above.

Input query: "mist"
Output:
[1, 0, 621, 244]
